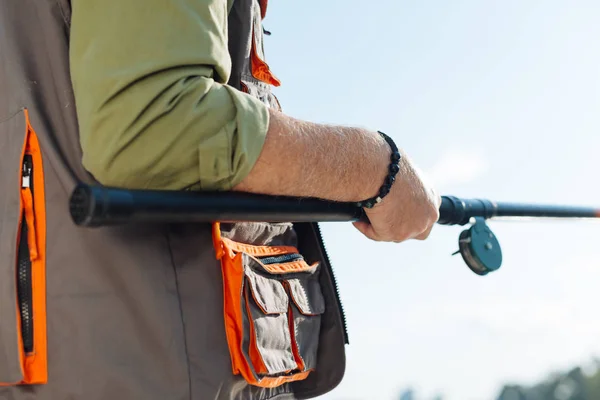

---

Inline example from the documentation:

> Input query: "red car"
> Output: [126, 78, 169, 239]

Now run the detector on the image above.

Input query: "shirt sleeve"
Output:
[69, 0, 269, 191]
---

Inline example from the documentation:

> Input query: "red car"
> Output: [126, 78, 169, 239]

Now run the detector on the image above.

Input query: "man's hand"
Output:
[353, 151, 441, 242]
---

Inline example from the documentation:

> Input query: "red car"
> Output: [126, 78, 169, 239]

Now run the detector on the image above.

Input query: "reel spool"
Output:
[454, 217, 502, 276]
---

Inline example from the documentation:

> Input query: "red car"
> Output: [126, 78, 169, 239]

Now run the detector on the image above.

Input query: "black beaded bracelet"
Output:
[356, 131, 401, 209]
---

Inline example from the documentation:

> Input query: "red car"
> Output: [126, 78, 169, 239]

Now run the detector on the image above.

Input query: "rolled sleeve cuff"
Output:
[196, 85, 270, 191]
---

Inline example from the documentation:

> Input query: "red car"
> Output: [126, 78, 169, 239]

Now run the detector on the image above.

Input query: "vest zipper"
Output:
[257, 253, 304, 265]
[312, 223, 349, 345]
[18, 155, 34, 354]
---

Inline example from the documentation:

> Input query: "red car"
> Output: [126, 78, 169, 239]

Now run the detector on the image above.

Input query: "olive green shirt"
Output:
[69, 0, 269, 190]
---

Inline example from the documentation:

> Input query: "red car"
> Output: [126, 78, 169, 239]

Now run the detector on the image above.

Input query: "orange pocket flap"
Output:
[221, 237, 298, 259]
[256, 258, 318, 275]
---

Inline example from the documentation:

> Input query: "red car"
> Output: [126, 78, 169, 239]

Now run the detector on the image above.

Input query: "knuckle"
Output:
[391, 230, 410, 243]
[428, 205, 440, 223]
[419, 218, 432, 234]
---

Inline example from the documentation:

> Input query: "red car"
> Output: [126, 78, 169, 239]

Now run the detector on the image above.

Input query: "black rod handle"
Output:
[69, 184, 364, 226]
[69, 184, 600, 227]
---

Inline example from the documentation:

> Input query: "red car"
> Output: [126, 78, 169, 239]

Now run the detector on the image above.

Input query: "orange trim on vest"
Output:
[250, 26, 281, 87]
[1, 109, 49, 386]
[28, 109, 47, 384]
[259, 0, 268, 19]
[220, 250, 248, 377]
[212, 222, 224, 260]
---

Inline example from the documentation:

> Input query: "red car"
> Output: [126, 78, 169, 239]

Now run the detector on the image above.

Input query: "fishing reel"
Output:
[452, 217, 502, 276]
[439, 196, 503, 276]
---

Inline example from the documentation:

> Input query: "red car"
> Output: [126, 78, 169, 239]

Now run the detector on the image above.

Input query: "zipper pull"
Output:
[22, 157, 32, 188]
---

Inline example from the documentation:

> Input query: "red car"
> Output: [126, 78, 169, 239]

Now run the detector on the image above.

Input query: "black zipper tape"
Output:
[257, 253, 304, 265]
[312, 223, 349, 345]
[17, 154, 34, 354]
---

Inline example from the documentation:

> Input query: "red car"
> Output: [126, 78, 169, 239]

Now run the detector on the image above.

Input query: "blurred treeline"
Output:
[496, 362, 600, 400]
[397, 359, 600, 400]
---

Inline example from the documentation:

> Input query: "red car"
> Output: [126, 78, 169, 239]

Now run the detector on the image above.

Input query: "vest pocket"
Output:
[213, 223, 324, 388]
[0, 109, 48, 385]
[244, 263, 297, 375]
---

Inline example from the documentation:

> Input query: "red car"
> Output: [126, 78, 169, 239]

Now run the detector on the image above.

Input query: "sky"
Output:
[263, 1, 600, 399]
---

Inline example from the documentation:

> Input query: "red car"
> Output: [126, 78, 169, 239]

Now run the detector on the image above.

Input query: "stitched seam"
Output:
[31, 2, 82, 195]
[0, 108, 25, 124]
[166, 230, 193, 400]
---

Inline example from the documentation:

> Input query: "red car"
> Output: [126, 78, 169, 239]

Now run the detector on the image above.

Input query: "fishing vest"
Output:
[0, 1, 347, 399]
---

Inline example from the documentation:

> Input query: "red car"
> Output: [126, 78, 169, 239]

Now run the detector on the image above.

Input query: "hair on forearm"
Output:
[234, 109, 390, 202]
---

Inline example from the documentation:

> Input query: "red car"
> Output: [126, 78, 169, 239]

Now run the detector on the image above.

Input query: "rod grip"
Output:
[69, 184, 364, 226]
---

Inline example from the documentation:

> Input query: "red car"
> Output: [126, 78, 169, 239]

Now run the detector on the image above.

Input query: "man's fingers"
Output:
[352, 221, 383, 242]
[415, 223, 435, 240]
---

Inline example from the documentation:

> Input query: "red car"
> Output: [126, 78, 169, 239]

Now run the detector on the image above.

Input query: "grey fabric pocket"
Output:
[241, 254, 325, 378]
[243, 264, 297, 375]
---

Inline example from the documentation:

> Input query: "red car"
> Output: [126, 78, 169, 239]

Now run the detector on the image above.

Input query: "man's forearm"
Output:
[234, 108, 395, 203]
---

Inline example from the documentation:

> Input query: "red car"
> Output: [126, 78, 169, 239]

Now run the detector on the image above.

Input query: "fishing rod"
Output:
[69, 183, 600, 276]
